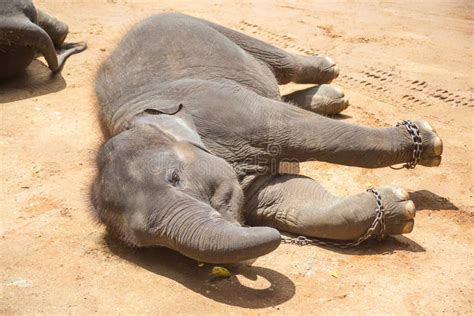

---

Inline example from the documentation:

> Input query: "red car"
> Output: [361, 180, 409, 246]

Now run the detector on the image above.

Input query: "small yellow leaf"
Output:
[330, 271, 339, 278]
[211, 266, 231, 278]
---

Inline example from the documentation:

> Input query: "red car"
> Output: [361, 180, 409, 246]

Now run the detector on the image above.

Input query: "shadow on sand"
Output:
[409, 189, 459, 211]
[280, 228, 427, 256]
[0, 60, 67, 103]
[319, 235, 426, 255]
[105, 235, 296, 308]
[328, 113, 352, 120]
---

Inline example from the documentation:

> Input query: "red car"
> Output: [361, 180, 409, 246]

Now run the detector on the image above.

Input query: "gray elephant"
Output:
[0, 0, 86, 81]
[92, 13, 443, 263]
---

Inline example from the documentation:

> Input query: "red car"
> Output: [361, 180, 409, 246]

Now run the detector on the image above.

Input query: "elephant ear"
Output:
[112, 102, 185, 136]
[144, 103, 183, 115]
[129, 102, 208, 151]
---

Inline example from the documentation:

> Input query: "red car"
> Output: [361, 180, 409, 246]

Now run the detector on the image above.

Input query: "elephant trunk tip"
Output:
[170, 219, 282, 264]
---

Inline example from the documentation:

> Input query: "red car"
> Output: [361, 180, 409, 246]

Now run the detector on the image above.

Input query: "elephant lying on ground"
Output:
[0, 0, 86, 81]
[92, 13, 443, 263]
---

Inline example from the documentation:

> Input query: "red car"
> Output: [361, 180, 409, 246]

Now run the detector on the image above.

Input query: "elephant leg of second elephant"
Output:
[36, 9, 68, 48]
[55, 42, 87, 71]
[36, 9, 87, 72]
[244, 174, 415, 241]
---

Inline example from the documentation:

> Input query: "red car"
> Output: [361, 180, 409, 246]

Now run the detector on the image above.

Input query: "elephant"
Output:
[0, 0, 86, 81]
[92, 13, 443, 263]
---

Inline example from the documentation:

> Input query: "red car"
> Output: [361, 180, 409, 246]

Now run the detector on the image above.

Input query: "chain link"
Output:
[391, 120, 423, 170]
[281, 188, 385, 248]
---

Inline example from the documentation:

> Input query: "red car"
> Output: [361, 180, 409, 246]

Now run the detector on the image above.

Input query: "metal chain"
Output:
[281, 188, 385, 248]
[391, 120, 423, 170]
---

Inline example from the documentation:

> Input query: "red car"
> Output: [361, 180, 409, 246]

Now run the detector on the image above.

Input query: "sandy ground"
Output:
[1, 0, 473, 314]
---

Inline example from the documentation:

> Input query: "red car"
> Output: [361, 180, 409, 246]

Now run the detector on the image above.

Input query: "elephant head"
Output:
[91, 107, 281, 263]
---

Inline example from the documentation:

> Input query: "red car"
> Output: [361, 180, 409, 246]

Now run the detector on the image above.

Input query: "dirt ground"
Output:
[1, 0, 473, 314]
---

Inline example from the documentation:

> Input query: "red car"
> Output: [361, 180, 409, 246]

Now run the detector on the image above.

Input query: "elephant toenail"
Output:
[405, 200, 416, 217]
[395, 188, 409, 200]
[402, 220, 414, 234]
[433, 137, 443, 156]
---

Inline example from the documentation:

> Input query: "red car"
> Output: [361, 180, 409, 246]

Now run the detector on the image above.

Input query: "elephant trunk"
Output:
[144, 199, 281, 263]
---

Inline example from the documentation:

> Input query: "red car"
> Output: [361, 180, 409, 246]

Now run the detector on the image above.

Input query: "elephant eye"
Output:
[168, 170, 180, 186]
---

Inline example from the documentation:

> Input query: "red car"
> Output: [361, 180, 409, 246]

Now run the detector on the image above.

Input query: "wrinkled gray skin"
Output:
[93, 13, 443, 263]
[0, 0, 86, 81]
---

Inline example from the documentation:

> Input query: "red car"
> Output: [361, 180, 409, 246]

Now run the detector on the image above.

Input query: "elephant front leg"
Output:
[266, 103, 443, 168]
[245, 174, 416, 241]
[189, 82, 442, 170]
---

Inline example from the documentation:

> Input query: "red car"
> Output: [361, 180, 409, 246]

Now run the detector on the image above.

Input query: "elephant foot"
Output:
[414, 120, 443, 167]
[294, 55, 340, 84]
[317, 186, 416, 238]
[55, 41, 87, 72]
[282, 84, 349, 115]
[307, 84, 349, 115]
[368, 186, 415, 235]
[394, 120, 443, 168]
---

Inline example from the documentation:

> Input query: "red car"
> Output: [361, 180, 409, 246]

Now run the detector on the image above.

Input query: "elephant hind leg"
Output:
[282, 84, 349, 115]
[244, 174, 416, 241]
[201, 18, 339, 85]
